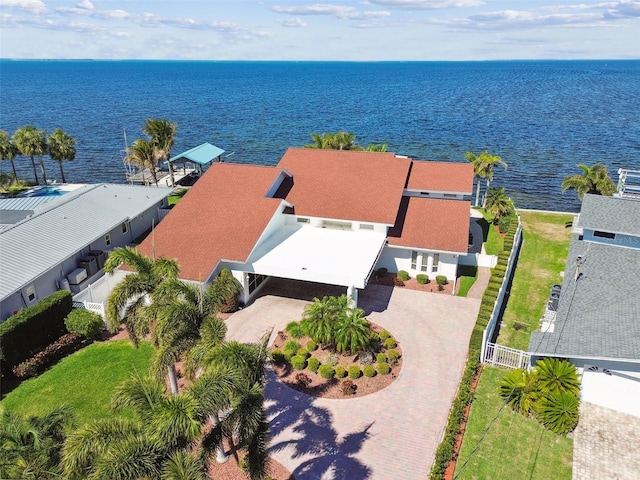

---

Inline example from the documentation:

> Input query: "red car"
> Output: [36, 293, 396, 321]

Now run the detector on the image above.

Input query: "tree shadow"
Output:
[265, 371, 373, 480]
[358, 284, 392, 315]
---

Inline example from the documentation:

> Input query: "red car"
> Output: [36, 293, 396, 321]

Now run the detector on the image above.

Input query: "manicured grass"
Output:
[473, 208, 503, 255]
[455, 366, 573, 480]
[457, 265, 478, 297]
[497, 210, 573, 350]
[0, 340, 153, 426]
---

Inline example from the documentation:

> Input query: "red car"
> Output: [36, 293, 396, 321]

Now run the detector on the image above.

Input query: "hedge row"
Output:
[429, 216, 520, 479]
[0, 290, 73, 378]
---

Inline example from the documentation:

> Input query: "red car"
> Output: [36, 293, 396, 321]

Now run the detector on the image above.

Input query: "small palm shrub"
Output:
[306, 340, 318, 351]
[376, 353, 388, 364]
[335, 365, 347, 378]
[271, 349, 285, 364]
[535, 390, 579, 435]
[384, 338, 397, 350]
[297, 348, 309, 359]
[378, 362, 391, 375]
[348, 365, 362, 379]
[319, 364, 335, 379]
[378, 330, 390, 341]
[283, 340, 301, 353]
[499, 368, 539, 415]
[416, 274, 429, 284]
[534, 358, 580, 396]
[285, 321, 305, 339]
[398, 270, 410, 281]
[290, 355, 307, 371]
[341, 379, 356, 395]
[387, 349, 400, 364]
[307, 357, 320, 373]
[363, 365, 376, 378]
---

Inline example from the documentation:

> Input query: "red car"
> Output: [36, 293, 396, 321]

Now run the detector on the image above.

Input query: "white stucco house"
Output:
[137, 148, 474, 306]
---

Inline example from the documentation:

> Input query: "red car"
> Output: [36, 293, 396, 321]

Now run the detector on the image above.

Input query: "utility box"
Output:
[67, 268, 88, 285]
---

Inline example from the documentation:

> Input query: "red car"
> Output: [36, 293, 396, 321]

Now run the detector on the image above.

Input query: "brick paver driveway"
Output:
[224, 282, 480, 480]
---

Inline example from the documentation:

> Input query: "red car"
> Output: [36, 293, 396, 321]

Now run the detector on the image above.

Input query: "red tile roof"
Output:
[407, 161, 474, 194]
[137, 163, 282, 281]
[277, 148, 411, 225]
[387, 197, 471, 253]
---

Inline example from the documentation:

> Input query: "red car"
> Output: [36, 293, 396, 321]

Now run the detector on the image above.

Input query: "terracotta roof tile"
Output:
[407, 161, 474, 194]
[387, 197, 471, 253]
[137, 163, 282, 281]
[277, 148, 411, 225]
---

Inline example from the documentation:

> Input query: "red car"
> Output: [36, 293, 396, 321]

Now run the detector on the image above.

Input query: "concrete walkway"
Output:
[225, 284, 480, 479]
[466, 267, 491, 300]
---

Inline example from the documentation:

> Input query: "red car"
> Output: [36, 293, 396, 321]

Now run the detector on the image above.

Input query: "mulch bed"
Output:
[371, 273, 458, 295]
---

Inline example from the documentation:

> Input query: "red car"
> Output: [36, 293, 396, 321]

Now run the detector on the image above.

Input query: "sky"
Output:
[1, 0, 639, 60]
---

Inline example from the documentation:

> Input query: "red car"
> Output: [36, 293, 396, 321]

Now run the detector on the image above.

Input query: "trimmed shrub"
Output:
[341, 379, 356, 395]
[358, 351, 374, 365]
[498, 215, 513, 233]
[378, 362, 391, 375]
[384, 338, 397, 350]
[307, 356, 320, 373]
[348, 365, 362, 379]
[283, 340, 301, 353]
[318, 364, 335, 379]
[376, 267, 388, 278]
[378, 330, 390, 341]
[271, 349, 285, 364]
[297, 348, 309, 359]
[290, 355, 307, 370]
[306, 339, 318, 351]
[416, 274, 429, 284]
[436, 275, 448, 286]
[324, 352, 339, 366]
[65, 308, 104, 340]
[12, 332, 85, 379]
[397, 270, 410, 281]
[334, 365, 347, 378]
[376, 352, 388, 364]
[285, 321, 305, 339]
[283, 348, 297, 361]
[387, 349, 400, 364]
[363, 365, 376, 378]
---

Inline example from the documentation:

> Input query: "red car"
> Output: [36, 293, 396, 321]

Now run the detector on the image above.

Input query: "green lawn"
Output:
[473, 208, 503, 255]
[497, 210, 574, 350]
[455, 367, 573, 480]
[457, 265, 478, 297]
[0, 340, 153, 426]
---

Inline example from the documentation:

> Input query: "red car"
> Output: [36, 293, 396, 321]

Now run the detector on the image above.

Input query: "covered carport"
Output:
[167, 142, 226, 186]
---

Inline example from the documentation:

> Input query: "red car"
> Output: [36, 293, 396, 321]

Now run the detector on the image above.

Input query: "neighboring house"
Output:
[0, 183, 172, 321]
[137, 148, 473, 305]
[529, 192, 640, 376]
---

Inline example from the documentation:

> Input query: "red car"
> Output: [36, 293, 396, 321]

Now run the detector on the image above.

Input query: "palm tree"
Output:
[332, 131, 360, 150]
[305, 133, 332, 149]
[534, 358, 580, 396]
[0, 406, 72, 479]
[499, 368, 540, 416]
[143, 118, 178, 186]
[47, 128, 76, 184]
[334, 307, 371, 354]
[561, 163, 616, 200]
[465, 150, 507, 207]
[364, 143, 388, 152]
[13, 125, 48, 184]
[0, 130, 20, 181]
[484, 187, 514, 223]
[300, 296, 341, 347]
[535, 390, 579, 435]
[125, 138, 157, 185]
[305, 132, 363, 151]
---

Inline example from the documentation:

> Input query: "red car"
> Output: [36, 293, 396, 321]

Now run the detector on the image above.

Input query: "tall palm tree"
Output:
[364, 143, 388, 152]
[143, 118, 178, 186]
[561, 163, 616, 200]
[465, 150, 507, 207]
[125, 138, 157, 185]
[484, 187, 514, 223]
[0, 130, 20, 181]
[332, 131, 360, 150]
[334, 307, 371, 354]
[47, 128, 76, 184]
[13, 125, 48, 184]
[305, 133, 332, 149]
[301, 296, 340, 347]
[305, 131, 364, 151]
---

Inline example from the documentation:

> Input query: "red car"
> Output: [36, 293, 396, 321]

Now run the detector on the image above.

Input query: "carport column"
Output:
[346, 285, 358, 308]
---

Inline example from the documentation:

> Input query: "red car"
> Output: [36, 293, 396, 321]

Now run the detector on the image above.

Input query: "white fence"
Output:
[483, 342, 531, 370]
[158, 207, 172, 221]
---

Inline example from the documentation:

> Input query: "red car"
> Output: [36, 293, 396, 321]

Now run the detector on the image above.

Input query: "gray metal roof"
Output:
[577, 194, 640, 236]
[529, 236, 640, 361]
[0, 184, 171, 300]
[0, 196, 59, 212]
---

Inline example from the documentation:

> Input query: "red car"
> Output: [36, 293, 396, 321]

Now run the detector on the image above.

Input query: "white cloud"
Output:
[0, 0, 46, 14]
[271, 3, 390, 20]
[366, 0, 484, 9]
[277, 17, 308, 27]
[76, 0, 93, 10]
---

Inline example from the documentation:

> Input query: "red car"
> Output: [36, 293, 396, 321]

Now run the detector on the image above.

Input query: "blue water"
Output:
[1, 60, 639, 212]
[18, 186, 67, 197]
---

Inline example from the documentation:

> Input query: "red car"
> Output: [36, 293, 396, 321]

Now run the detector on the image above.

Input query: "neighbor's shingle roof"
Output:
[277, 148, 411, 225]
[387, 197, 471, 253]
[137, 163, 283, 282]
[407, 161, 474, 194]
[577, 194, 640, 236]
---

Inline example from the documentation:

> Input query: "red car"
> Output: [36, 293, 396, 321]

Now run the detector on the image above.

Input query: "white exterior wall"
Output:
[375, 246, 459, 281]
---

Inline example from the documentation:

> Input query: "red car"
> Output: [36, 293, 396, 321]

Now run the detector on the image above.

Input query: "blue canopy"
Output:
[168, 143, 225, 166]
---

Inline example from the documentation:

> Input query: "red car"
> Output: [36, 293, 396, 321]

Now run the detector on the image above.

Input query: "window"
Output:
[420, 253, 428, 272]
[360, 224, 374, 230]
[121, 222, 128, 234]
[105, 233, 111, 247]
[297, 217, 310, 223]
[411, 251, 418, 270]
[432, 253, 440, 273]
[593, 230, 615, 239]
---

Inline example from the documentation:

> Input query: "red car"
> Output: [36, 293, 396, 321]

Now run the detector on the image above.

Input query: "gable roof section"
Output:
[0, 184, 171, 300]
[277, 148, 410, 225]
[137, 163, 283, 282]
[387, 197, 470, 253]
[578, 194, 640, 236]
[407, 161, 474, 194]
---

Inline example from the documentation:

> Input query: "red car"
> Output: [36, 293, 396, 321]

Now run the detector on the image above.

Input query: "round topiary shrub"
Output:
[376, 352, 388, 364]
[285, 321, 305, 339]
[335, 365, 347, 378]
[384, 338, 397, 350]
[64, 308, 104, 340]
[378, 362, 391, 375]
[306, 340, 318, 351]
[271, 349, 285, 364]
[318, 364, 335, 379]
[283, 348, 297, 361]
[290, 355, 307, 370]
[348, 365, 362, 380]
[307, 357, 320, 373]
[436, 275, 448, 286]
[297, 348, 309, 359]
[378, 330, 390, 341]
[376, 267, 388, 278]
[387, 349, 400, 364]
[363, 365, 376, 378]
[397, 270, 410, 281]
[283, 340, 301, 353]
[416, 274, 429, 284]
